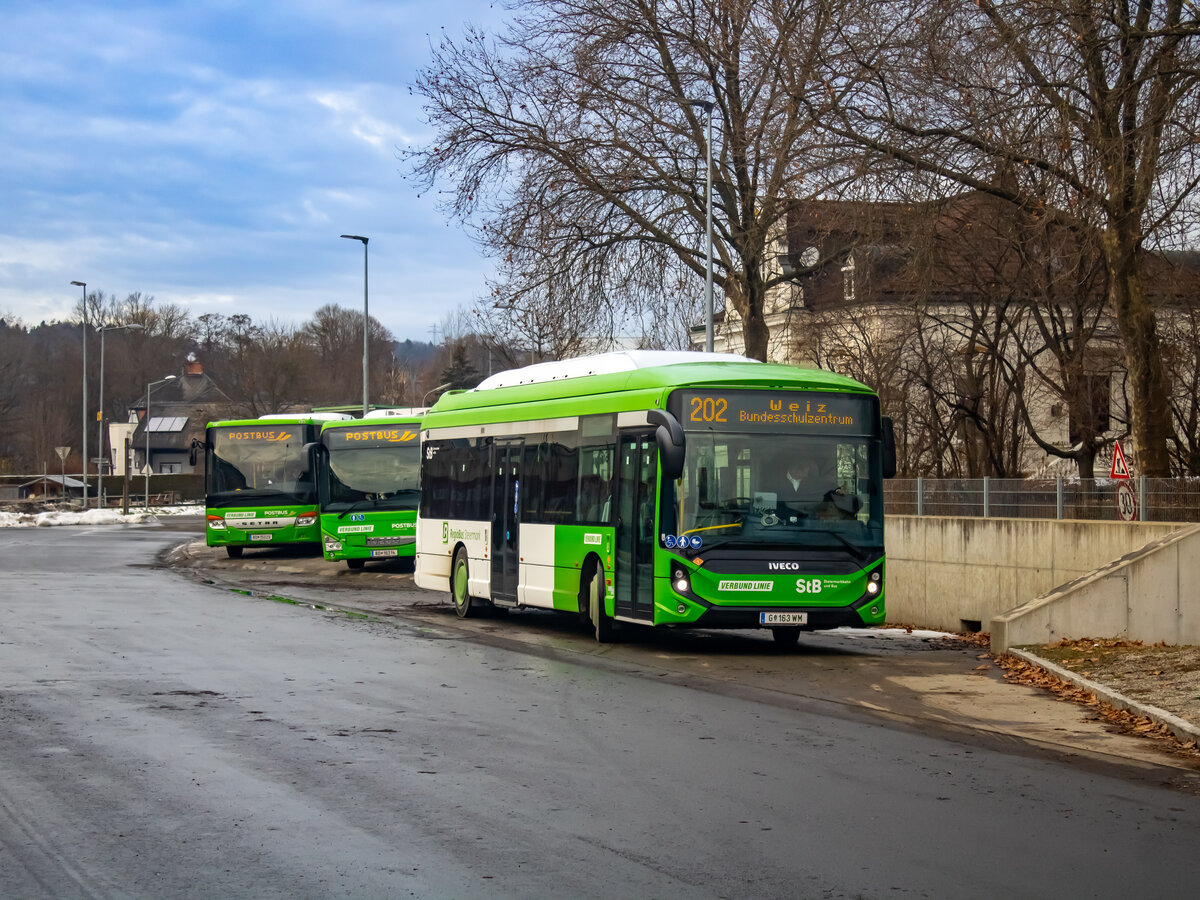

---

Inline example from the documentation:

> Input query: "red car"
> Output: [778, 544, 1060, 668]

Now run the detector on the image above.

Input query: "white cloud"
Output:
[0, 0, 503, 341]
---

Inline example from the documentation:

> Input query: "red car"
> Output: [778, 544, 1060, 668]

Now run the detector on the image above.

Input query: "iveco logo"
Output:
[768, 562, 801, 571]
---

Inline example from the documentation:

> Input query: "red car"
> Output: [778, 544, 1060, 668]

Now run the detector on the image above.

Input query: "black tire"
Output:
[586, 563, 615, 642]
[771, 626, 801, 646]
[451, 549, 477, 618]
[226, 546, 243, 559]
[346, 558, 366, 570]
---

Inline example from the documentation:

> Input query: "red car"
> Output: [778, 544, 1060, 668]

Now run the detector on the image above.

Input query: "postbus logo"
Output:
[340, 429, 417, 443]
[226, 430, 294, 442]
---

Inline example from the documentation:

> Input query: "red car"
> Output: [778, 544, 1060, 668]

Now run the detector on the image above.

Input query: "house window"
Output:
[161, 463, 183, 474]
[841, 253, 856, 302]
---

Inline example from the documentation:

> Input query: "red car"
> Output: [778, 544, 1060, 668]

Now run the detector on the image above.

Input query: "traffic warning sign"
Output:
[1110, 440, 1131, 480]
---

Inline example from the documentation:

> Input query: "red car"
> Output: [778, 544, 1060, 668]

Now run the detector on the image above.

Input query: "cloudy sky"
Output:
[0, 0, 504, 341]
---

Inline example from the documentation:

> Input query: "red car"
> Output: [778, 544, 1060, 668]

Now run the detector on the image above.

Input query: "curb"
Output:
[1008, 648, 1200, 745]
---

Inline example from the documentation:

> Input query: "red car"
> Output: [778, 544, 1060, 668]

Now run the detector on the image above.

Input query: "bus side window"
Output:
[576, 444, 614, 524]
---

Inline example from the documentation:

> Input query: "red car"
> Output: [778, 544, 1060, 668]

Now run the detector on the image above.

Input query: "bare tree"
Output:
[303, 303, 395, 406]
[825, 0, 1200, 475]
[409, 0, 864, 360]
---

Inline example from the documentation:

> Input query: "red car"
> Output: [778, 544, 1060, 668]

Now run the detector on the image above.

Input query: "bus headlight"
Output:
[296, 512, 317, 528]
[324, 537, 343, 552]
[206, 515, 226, 531]
[673, 566, 691, 594]
[866, 580, 880, 596]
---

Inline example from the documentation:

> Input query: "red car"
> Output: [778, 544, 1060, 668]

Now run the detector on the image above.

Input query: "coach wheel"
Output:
[226, 546, 243, 559]
[771, 626, 801, 646]
[451, 548, 477, 619]
[587, 563, 615, 643]
[346, 558, 366, 570]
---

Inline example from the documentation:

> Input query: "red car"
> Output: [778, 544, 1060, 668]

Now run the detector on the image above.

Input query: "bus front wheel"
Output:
[451, 549, 477, 618]
[771, 626, 801, 646]
[226, 546, 243, 559]
[346, 558, 366, 570]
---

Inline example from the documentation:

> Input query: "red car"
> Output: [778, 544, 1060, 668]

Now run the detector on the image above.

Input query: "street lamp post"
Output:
[340, 234, 370, 415]
[70, 281, 88, 503]
[422, 382, 452, 407]
[96, 323, 144, 508]
[688, 100, 715, 352]
[144, 375, 176, 509]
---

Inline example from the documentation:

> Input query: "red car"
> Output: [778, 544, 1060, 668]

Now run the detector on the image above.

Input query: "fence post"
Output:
[983, 476, 990, 518]
[917, 476, 924, 516]
[1056, 476, 1063, 520]
[1139, 475, 1148, 521]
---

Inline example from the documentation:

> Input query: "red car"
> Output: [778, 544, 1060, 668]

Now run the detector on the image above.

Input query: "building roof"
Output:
[784, 191, 1200, 311]
[20, 474, 84, 488]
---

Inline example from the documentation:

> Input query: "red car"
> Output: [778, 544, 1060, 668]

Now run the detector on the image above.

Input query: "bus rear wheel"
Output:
[451, 549, 477, 618]
[226, 546, 243, 559]
[586, 563, 615, 643]
[346, 558, 366, 570]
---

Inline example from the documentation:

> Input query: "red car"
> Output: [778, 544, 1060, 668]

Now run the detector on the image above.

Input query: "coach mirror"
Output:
[647, 409, 685, 480]
[302, 441, 323, 469]
[189, 438, 206, 468]
[881, 416, 897, 479]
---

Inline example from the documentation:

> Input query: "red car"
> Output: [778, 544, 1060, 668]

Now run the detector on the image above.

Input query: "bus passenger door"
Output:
[490, 442, 522, 604]
[615, 432, 657, 621]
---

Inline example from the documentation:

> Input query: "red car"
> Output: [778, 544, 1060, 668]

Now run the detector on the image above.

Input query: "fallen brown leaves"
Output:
[995, 653, 1200, 756]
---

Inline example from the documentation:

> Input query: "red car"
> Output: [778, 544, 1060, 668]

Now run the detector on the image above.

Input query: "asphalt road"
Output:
[3, 521, 1200, 899]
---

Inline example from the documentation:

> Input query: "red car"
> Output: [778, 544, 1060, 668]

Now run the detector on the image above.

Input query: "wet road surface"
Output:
[2, 522, 1199, 898]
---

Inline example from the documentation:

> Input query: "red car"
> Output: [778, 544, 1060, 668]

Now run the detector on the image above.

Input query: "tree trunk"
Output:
[1103, 227, 1173, 477]
[1077, 445, 1096, 482]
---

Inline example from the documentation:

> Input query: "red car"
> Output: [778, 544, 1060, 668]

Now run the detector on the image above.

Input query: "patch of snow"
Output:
[0, 505, 202, 528]
[830, 626, 958, 640]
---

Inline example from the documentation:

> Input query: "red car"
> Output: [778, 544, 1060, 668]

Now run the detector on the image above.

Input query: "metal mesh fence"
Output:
[885, 478, 1200, 523]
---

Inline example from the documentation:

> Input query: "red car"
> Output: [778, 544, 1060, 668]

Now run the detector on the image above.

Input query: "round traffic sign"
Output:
[1116, 481, 1138, 521]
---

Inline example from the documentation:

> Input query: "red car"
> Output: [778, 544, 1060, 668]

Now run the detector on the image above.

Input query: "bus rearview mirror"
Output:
[881, 416, 897, 479]
[648, 409, 685, 480]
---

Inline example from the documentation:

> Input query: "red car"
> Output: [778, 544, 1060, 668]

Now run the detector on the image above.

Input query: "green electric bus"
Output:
[414, 350, 896, 644]
[195, 413, 353, 558]
[316, 409, 424, 569]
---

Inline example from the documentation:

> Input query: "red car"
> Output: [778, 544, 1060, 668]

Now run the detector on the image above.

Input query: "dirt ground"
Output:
[999, 638, 1200, 751]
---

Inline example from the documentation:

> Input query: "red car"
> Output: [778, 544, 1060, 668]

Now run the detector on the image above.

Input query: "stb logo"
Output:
[442, 521, 449, 543]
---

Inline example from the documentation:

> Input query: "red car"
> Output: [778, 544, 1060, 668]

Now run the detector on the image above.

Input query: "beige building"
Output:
[691, 193, 1200, 476]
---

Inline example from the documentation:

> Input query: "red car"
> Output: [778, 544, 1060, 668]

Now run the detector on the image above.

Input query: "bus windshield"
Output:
[664, 418, 884, 554]
[207, 425, 315, 507]
[321, 442, 421, 512]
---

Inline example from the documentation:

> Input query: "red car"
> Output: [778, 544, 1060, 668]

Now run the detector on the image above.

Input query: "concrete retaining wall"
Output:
[989, 525, 1200, 652]
[885, 515, 1186, 634]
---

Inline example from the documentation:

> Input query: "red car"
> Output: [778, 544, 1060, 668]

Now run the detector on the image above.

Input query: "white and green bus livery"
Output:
[414, 350, 896, 644]
[316, 409, 424, 569]
[196, 413, 352, 558]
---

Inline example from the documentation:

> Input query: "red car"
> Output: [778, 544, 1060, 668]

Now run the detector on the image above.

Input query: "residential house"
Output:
[127, 355, 236, 476]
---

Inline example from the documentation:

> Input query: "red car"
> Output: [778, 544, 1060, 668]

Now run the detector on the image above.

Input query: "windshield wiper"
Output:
[801, 528, 869, 562]
[337, 498, 378, 519]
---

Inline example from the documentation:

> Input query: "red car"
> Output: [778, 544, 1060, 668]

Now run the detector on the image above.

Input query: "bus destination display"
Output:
[673, 390, 874, 435]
